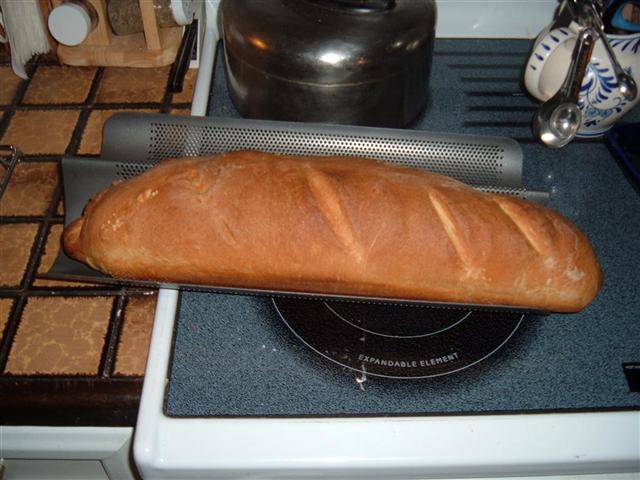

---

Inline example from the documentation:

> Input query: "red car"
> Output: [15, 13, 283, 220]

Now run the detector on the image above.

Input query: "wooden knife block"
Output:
[55, 0, 182, 67]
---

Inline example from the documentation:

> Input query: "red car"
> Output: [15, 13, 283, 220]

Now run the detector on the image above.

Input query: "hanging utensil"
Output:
[586, 1, 638, 100]
[533, 26, 598, 148]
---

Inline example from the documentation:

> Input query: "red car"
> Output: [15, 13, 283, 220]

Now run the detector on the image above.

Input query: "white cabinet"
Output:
[0, 426, 137, 480]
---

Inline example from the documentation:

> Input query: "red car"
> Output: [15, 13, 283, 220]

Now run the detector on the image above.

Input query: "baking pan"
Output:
[44, 113, 549, 313]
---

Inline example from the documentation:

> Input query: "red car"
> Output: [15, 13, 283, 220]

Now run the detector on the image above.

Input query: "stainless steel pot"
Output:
[220, 0, 437, 128]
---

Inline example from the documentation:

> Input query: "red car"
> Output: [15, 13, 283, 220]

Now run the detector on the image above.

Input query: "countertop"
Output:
[0, 54, 198, 426]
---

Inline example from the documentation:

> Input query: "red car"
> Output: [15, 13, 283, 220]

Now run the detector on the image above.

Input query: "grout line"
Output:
[67, 109, 93, 156]
[0, 103, 166, 111]
[85, 67, 104, 107]
[99, 293, 127, 378]
[19, 182, 63, 292]
[0, 127, 58, 378]
[0, 179, 62, 373]
[0, 295, 27, 374]
[0, 104, 87, 111]
[0, 110, 15, 140]
[0, 216, 59, 224]
[62, 68, 104, 183]
[169, 102, 192, 109]
[11, 63, 38, 106]
[0, 170, 52, 372]
[89, 102, 167, 110]
[0, 63, 38, 138]
[18, 224, 52, 291]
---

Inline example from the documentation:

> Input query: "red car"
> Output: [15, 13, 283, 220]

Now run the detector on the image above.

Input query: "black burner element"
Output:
[273, 299, 524, 379]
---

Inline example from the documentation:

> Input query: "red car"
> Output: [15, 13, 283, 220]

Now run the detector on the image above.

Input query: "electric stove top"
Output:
[163, 39, 640, 419]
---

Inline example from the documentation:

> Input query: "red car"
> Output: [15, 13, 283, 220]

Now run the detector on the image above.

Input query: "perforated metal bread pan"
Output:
[45, 113, 548, 313]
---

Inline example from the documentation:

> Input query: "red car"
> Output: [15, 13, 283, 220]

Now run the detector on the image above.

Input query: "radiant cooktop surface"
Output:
[164, 39, 640, 417]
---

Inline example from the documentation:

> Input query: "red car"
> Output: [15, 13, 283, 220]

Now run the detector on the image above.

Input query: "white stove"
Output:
[132, 1, 640, 478]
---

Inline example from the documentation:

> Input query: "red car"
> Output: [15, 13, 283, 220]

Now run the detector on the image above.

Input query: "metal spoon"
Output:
[586, 1, 638, 101]
[533, 27, 597, 148]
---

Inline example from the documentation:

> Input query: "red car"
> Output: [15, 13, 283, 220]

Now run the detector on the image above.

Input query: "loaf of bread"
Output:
[62, 150, 602, 312]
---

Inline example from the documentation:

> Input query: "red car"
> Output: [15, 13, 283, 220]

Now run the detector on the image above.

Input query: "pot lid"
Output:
[220, 0, 436, 84]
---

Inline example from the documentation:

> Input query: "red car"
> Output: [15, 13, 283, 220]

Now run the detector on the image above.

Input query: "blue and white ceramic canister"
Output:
[525, 22, 639, 137]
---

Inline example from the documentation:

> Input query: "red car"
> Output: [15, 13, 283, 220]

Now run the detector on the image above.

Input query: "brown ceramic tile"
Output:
[171, 68, 198, 104]
[34, 224, 64, 285]
[0, 298, 14, 336]
[0, 66, 24, 105]
[96, 67, 170, 104]
[23, 66, 96, 104]
[170, 107, 192, 116]
[34, 223, 95, 288]
[78, 109, 156, 155]
[1, 110, 80, 155]
[6, 296, 112, 375]
[114, 295, 157, 376]
[0, 223, 38, 287]
[0, 162, 58, 216]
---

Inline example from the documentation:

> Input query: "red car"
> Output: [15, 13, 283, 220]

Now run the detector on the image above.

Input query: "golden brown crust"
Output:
[62, 151, 603, 312]
[61, 217, 86, 264]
